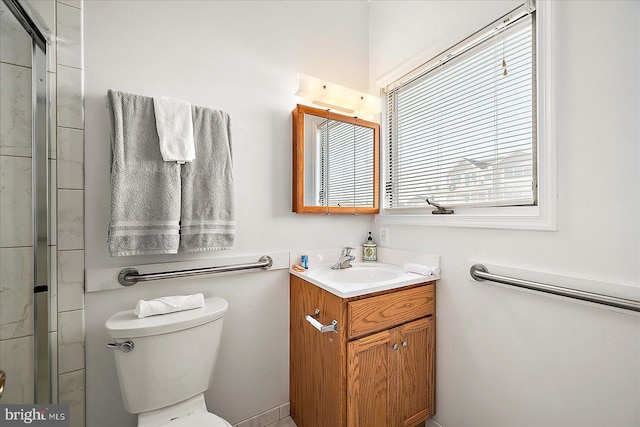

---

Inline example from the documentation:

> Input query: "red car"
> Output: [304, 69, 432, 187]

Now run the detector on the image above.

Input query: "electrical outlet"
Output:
[380, 227, 390, 246]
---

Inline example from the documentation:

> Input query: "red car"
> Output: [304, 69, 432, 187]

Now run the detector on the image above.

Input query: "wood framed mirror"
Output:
[292, 104, 379, 214]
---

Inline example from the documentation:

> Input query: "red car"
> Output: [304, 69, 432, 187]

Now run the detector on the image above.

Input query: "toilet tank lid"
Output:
[105, 296, 228, 339]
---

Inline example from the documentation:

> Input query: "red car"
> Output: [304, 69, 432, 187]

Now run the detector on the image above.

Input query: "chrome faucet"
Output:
[331, 247, 355, 270]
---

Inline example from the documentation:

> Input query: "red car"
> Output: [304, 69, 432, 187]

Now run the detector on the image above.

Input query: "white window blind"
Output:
[385, 9, 537, 210]
[319, 120, 375, 207]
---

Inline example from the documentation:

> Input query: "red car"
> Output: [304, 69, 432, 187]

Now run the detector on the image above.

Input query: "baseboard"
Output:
[235, 402, 291, 427]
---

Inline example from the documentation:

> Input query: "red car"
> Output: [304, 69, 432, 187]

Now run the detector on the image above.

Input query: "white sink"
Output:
[293, 262, 437, 298]
[311, 263, 403, 284]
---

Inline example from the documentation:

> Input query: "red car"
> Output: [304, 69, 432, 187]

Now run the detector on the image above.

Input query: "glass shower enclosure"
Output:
[0, 0, 51, 404]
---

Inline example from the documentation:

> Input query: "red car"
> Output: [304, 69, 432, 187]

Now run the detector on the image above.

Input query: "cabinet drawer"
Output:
[347, 285, 434, 339]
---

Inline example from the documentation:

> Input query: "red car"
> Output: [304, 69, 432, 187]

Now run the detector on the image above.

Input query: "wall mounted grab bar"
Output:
[470, 264, 640, 313]
[118, 255, 273, 286]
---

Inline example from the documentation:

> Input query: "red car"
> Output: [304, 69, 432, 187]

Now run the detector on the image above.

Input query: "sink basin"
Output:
[311, 264, 403, 284]
[294, 262, 438, 298]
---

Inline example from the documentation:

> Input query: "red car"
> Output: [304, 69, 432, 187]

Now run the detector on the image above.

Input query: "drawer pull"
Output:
[305, 309, 338, 333]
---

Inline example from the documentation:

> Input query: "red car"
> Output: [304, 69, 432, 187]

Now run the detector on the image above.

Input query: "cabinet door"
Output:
[397, 317, 435, 427]
[347, 329, 397, 427]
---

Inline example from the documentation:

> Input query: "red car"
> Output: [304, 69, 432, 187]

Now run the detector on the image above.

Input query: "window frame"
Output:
[376, 0, 556, 231]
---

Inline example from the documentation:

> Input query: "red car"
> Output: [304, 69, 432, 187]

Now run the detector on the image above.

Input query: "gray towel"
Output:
[107, 90, 181, 256]
[180, 106, 235, 251]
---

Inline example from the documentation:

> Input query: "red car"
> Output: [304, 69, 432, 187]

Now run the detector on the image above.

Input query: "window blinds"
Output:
[385, 12, 536, 210]
[319, 120, 375, 207]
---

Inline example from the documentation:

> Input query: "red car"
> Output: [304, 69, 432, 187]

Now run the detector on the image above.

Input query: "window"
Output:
[384, 3, 537, 212]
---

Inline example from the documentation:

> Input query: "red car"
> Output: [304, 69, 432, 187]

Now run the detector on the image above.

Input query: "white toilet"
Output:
[105, 296, 232, 427]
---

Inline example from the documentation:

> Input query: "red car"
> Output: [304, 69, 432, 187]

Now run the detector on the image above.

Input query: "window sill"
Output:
[375, 204, 557, 231]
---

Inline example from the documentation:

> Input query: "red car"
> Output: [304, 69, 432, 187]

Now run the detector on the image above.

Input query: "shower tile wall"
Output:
[53, 0, 85, 426]
[1, 1, 85, 425]
[0, 0, 36, 404]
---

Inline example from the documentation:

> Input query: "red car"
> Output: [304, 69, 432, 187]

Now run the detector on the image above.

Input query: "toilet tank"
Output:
[105, 297, 228, 414]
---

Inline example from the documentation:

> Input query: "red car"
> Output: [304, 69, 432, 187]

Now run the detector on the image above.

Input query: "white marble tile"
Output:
[0, 335, 34, 403]
[56, 2, 82, 69]
[57, 127, 83, 189]
[57, 189, 83, 250]
[39, 0, 58, 74]
[57, 0, 82, 10]
[49, 159, 57, 246]
[58, 309, 84, 373]
[57, 65, 83, 129]
[50, 331, 59, 404]
[237, 407, 280, 427]
[49, 247, 58, 332]
[30, 1, 56, 36]
[49, 72, 57, 158]
[29, 0, 56, 64]
[0, 247, 34, 340]
[49, 36, 57, 74]
[59, 368, 85, 427]
[0, 155, 33, 247]
[58, 250, 84, 311]
[0, 1, 32, 67]
[0, 63, 32, 157]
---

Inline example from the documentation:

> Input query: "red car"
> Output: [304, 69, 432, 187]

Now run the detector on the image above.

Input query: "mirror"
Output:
[292, 104, 379, 214]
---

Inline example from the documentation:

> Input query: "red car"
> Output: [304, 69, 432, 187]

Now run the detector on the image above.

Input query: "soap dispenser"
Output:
[363, 232, 377, 261]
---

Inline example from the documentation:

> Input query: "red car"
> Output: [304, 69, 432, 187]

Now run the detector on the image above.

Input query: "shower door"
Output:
[0, 0, 50, 404]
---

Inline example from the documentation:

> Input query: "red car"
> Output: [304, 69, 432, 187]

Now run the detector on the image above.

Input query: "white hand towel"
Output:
[404, 263, 440, 277]
[153, 96, 196, 163]
[134, 293, 205, 318]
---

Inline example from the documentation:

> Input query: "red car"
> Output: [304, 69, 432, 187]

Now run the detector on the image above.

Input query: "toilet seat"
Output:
[162, 411, 232, 427]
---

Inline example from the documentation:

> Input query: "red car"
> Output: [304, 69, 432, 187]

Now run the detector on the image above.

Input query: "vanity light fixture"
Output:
[295, 74, 380, 121]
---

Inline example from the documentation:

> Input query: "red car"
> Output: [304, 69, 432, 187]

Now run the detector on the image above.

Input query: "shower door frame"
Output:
[2, 0, 50, 404]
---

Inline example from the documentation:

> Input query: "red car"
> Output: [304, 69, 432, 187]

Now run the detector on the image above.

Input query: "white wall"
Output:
[83, 1, 375, 426]
[370, 1, 640, 426]
[85, 0, 373, 269]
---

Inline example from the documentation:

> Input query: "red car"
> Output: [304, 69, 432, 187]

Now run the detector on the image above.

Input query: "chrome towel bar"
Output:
[470, 264, 640, 313]
[118, 255, 273, 286]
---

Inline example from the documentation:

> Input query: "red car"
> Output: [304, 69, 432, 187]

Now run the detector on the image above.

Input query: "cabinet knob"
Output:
[392, 343, 399, 351]
[402, 341, 408, 348]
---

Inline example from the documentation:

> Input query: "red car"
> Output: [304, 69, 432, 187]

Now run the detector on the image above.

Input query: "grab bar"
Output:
[305, 309, 338, 333]
[470, 264, 640, 313]
[118, 255, 273, 286]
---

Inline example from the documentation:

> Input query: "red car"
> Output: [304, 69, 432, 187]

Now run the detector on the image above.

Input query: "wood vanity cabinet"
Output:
[290, 275, 436, 427]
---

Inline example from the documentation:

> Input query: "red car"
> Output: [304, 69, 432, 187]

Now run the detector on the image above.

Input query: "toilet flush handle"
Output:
[107, 340, 135, 353]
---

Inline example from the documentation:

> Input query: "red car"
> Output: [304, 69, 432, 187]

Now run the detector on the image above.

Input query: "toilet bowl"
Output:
[137, 394, 231, 427]
[106, 296, 232, 426]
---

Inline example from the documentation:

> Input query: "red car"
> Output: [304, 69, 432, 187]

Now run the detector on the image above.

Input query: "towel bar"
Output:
[470, 264, 640, 313]
[118, 255, 273, 286]
[305, 309, 338, 333]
